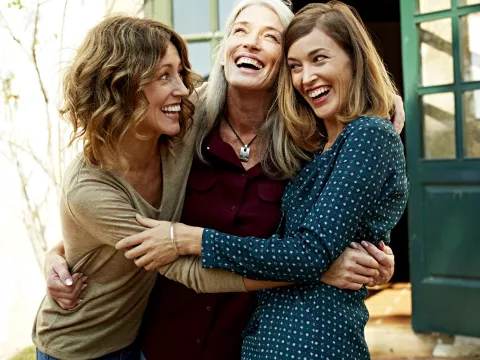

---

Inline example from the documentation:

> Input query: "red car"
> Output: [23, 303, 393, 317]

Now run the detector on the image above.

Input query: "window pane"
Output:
[188, 41, 212, 78]
[459, 0, 480, 5]
[423, 92, 456, 159]
[417, 0, 451, 13]
[460, 12, 480, 82]
[173, 0, 210, 34]
[463, 90, 480, 158]
[419, 18, 454, 86]
[219, 0, 238, 32]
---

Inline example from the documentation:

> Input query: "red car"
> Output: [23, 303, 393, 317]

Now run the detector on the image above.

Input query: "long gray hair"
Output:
[195, 0, 309, 179]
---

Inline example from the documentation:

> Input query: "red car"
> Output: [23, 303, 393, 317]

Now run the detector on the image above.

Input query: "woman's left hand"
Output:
[391, 94, 405, 134]
[116, 215, 179, 271]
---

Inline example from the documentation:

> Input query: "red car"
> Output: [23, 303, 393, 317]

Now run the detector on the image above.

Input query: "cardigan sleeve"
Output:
[201, 119, 408, 282]
[65, 179, 246, 293]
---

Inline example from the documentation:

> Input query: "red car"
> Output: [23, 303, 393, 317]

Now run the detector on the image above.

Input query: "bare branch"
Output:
[7, 141, 59, 187]
[0, 11, 30, 58]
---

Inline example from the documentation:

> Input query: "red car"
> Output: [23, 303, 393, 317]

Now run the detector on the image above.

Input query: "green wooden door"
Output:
[401, 0, 480, 336]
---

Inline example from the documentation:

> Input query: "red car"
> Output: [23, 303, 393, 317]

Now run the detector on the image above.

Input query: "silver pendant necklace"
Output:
[224, 117, 259, 162]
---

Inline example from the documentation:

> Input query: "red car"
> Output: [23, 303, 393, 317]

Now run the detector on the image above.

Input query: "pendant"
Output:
[239, 145, 250, 162]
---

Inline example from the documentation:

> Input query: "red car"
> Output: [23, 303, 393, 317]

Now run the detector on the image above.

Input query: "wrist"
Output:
[174, 223, 203, 255]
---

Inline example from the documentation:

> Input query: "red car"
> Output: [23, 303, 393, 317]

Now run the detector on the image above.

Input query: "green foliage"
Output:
[7, 0, 24, 10]
[9, 346, 35, 360]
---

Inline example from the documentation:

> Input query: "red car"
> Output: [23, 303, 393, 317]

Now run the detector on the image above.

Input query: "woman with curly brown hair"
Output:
[31, 15, 252, 360]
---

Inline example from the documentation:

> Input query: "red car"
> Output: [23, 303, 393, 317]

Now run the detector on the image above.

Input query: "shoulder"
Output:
[188, 81, 208, 106]
[343, 116, 401, 147]
[346, 116, 396, 134]
[63, 156, 130, 212]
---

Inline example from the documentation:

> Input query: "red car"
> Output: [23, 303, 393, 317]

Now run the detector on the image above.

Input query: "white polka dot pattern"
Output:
[202, 116, 409, 359]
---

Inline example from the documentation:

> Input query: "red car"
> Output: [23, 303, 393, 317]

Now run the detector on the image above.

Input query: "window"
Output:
[147, 0, 238, 78]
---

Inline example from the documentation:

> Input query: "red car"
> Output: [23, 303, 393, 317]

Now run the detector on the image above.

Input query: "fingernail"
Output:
[82, 276, 88, 282]
[77, 299, 83, 304]
[82, 284, 87, 290]
[379, 241, 385, 247]
[350, 242, 358, 249]
[361, 241, 369, 247]
[65, 278, 73, 286]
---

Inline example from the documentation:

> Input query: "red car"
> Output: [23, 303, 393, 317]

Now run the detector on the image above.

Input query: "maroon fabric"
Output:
[140, 126, 286, 360]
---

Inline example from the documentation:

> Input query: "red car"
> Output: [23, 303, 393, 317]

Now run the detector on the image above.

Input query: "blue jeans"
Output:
[36, 343, 139, 360]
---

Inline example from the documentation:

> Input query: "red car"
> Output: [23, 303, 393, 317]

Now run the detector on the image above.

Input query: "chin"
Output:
[164, 126, 181, 137]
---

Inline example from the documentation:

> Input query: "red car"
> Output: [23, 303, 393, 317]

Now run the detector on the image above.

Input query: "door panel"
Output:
[401, 0, 480, 337]
[423, 186, 480, 278]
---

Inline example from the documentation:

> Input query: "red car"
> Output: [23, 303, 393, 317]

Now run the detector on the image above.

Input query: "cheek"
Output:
[291, 74, 303, 92]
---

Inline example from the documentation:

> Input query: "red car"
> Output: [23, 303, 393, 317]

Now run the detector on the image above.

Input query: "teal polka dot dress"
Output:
[202, 116, 409, 359]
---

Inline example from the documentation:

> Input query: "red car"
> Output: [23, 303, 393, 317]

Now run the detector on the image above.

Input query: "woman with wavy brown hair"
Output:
[31, 15, 255, 360]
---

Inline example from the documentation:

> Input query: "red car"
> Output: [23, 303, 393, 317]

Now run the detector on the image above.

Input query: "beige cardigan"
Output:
[32, 83, 246, 359]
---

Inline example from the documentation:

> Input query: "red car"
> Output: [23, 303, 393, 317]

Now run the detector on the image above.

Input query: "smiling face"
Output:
[140, 42, 189, 137]
[287, 27, 353, 123]
[223, 5, 284, 92]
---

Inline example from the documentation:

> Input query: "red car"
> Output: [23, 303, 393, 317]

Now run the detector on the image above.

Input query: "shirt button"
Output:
[230, 206, 236, 211]
[206, 306, 211, 311]
[241, 173, 247, 177]
[196, 338, 201, 345]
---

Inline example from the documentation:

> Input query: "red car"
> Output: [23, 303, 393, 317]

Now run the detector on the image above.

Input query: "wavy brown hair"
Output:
[61, 15, 202, 170]
[278, 1, 398, 152]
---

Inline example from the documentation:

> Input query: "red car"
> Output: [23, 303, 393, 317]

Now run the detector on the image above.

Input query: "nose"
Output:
[242, 32, 261, 50]
[302, 65, 318, 87]
[173, 76, 189, 98]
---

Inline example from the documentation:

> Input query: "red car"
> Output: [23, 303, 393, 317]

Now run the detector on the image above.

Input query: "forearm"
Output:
[174, 223, 331, 283]
[159, 255, 246, 293]
[201, 229, 337, 283]
[175, 223, 203, 255]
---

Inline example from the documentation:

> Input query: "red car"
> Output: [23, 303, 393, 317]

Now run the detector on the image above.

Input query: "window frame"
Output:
[146, 0, 224, 72]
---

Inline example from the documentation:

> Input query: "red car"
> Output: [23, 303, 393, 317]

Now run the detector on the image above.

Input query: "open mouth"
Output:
[308, 86, 332, 101]
[161, 104, 181, 118]
[235, 56, 264, 70]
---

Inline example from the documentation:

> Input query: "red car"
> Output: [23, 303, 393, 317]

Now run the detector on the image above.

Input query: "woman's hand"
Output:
[391, 94, 405, 134]
[44, 243, 87, 309]
[354, 241, 395, 286]
[321, 247, 380, 290]
[116, 215, 179, 271]
[321, 241, 395, 290]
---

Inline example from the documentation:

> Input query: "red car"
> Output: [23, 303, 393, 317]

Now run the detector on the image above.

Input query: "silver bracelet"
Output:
[170, 222, 180, 256]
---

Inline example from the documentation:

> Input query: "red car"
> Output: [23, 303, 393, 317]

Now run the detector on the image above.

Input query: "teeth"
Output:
[161, 105, 181, 112]
[235, 57, 264, 69]
[308, 86, 331, 98]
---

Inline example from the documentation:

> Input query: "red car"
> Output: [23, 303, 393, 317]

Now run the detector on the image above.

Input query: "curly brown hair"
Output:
[61, 15, 203, 170]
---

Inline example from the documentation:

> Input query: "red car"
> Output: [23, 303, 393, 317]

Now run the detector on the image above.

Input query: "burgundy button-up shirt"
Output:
[140, 126, 286, 360]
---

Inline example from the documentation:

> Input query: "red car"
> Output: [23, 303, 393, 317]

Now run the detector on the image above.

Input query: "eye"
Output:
[232, 27, 246, 35]
[288, 63, 300, 71]
[266, 33, 280, 42]
[313, 55, 327, 63]
[159, 72, 169, 81]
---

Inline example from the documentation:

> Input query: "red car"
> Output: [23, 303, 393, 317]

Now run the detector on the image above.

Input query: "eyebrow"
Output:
[233, 21, 282, 34]
[287, 47, 329, 61]
[157, 62, 182, 71]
